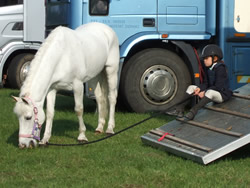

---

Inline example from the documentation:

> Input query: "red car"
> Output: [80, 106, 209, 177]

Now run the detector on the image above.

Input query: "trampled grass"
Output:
[1, 89, 250, 187]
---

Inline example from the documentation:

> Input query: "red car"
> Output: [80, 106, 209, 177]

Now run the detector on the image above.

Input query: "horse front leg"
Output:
[73, 81, 88, 142]
[40, 89, 57, 145]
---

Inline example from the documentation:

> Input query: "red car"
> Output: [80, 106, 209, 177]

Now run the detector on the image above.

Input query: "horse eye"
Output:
[25, 116, 32, 121]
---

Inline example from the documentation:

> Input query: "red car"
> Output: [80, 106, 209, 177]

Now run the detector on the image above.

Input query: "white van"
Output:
[0, 0, 69, 88]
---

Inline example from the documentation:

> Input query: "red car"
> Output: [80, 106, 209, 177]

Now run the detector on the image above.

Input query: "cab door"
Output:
[86, 0, 157, 44]
[157, 0, 214, 35]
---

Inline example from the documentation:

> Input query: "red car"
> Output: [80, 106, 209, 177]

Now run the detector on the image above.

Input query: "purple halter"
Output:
[19, 97, 42, 141]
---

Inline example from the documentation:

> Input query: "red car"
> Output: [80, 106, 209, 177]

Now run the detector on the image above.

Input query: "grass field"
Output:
[1, 88, 250, 188]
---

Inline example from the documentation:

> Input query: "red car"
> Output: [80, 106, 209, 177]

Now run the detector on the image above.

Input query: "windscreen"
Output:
[0, 0, 23, 7]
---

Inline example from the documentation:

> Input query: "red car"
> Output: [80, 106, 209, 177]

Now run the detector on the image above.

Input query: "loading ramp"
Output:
[141, 84, 250, 165]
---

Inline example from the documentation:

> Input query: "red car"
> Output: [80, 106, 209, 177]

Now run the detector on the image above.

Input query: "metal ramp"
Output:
[141, 84, 250, 165]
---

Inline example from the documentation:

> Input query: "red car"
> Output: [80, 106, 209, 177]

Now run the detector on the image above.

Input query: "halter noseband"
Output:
[19, 97, 42, 141]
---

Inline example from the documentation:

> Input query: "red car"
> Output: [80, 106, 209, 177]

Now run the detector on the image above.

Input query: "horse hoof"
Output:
[19, 144, 26, 149]
[78, 140, 88, 144]
[95, 130, 103, 135]
[106, 132, 114, 136]
[39, 142, 48, 147]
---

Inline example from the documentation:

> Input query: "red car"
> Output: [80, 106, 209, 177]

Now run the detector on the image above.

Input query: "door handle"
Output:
[143, 18, 155, 27]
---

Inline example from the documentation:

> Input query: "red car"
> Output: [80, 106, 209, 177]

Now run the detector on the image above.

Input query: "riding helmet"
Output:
[201, 44, 223, 60]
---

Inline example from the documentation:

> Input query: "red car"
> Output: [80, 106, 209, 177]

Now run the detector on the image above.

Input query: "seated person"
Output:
[166, 44, 232, 120]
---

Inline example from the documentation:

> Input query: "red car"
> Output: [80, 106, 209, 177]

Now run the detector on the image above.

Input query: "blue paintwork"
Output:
[69, 0, 250, 89]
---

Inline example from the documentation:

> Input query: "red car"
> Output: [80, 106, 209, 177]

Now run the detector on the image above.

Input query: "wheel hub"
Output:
[20, 61, 31, 83]
[140, 65, 177, 105]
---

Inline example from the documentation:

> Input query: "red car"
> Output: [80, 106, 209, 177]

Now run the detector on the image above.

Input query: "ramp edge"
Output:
[202, 134, 250, 164]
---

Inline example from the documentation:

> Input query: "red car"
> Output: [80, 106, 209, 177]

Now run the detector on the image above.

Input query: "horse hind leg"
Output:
[91, 74, 108, 134]
[73, 80, 88, 142]
[105, 64, 118, 135]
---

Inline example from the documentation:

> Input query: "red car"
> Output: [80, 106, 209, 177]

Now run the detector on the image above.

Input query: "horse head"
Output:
[12, 96, 45, 148]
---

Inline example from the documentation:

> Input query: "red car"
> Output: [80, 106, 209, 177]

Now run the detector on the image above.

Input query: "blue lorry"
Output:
[70, 0, 250, 112]
[1, 0, 250, 113]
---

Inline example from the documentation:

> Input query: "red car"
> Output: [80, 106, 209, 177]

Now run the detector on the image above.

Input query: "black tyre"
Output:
[8, 53, 34, 89]
[119, 48, 192, 113]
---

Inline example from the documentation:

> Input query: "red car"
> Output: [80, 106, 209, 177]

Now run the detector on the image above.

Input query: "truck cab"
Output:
[71, 0, 215, 112]
[70, 0, 250, 112]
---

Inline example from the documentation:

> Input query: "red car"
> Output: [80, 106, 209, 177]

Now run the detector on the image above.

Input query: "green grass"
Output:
[1, 89, 250, 187]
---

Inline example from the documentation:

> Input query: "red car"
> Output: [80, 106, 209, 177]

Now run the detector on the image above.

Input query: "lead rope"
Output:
[46, 96, 192, 147]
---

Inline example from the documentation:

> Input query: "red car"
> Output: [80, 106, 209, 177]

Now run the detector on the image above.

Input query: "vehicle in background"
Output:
[0, 0, 69, 88]
[1, 0, 250, 113]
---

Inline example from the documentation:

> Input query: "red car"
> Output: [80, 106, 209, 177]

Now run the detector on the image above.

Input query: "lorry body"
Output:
[0, 0, 250, 113]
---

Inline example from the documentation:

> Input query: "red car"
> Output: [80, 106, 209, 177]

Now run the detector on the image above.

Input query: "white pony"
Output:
[12, 22, 120, 148]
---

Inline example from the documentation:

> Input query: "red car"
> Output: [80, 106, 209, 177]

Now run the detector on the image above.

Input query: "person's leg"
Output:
[204, 89, 223, 103]
[165, 85, 196, 117]
[184, 89, 223, 120]
[165, 102, 186, 117]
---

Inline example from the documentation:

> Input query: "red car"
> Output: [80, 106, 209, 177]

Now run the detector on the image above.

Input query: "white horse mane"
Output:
[20, 27, 64, 97]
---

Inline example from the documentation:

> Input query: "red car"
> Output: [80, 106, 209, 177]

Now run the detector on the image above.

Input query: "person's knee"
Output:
[205, 89, 223, 102]
[204, 90, 214, 100]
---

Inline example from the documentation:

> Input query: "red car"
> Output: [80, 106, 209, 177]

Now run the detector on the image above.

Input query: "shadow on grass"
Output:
[214, 143, 250, 163]
[7, 119, 96, 146]
[144, 142, 250, 166]
[51, 119, 96, 136]
[7, 129, 19, 146]
[55, 94, 97, 113]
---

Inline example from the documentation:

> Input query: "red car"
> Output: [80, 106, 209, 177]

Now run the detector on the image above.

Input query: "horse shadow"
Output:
[7, 119, 97, 146]
[8, 92, 99, 146]
[49, 119, 96, 137]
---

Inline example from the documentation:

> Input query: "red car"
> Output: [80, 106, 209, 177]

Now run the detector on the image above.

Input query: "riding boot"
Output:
[185, 96, 211, 120]
[165, 93, 192, 117]
[165, 105, 185, 117]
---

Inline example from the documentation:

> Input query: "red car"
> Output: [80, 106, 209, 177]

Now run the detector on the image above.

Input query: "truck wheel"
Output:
[8, 53, 34, 89]
[119, 48, 192, 113]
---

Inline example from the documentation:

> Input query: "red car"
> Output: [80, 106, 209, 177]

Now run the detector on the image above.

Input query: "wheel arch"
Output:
[121, 38, 201, 86]
[0, 42, 40, 82]
[2, 48, 37, 86]
[3, 50, 36, 73]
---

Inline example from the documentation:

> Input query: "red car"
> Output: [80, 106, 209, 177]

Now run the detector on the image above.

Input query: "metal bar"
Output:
[176, 118, 243, 137]
[205, 106, 250, 119]
[149, 129, 213, 152]
[233, 93, 250, 100]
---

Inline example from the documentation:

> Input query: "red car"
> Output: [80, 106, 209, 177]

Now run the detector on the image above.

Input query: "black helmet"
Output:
[201, 44, 223, 60]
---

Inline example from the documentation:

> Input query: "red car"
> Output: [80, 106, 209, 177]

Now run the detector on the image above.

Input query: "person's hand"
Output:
[193, 87, 201, 95]
[198, 91, 205, 98]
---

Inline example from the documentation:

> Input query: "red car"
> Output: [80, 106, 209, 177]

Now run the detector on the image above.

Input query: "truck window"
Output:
[0, 0, 23, 7]
[90, 0, 109, 16]
[234, 0, 250, 32]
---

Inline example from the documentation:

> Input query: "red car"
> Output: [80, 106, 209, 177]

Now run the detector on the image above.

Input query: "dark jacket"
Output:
[199, 62, 232, 101]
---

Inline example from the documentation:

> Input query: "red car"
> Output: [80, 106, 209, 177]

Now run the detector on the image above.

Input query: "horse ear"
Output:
[21, 97, 30, 105]
[11, 96, 21, 102]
